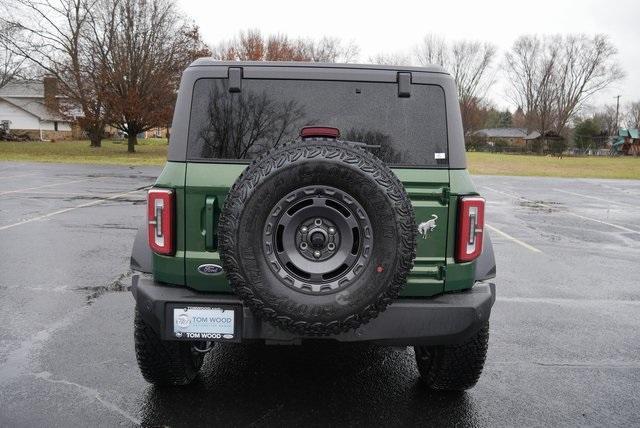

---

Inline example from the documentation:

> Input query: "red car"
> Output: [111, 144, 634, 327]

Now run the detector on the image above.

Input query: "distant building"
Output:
[0, 77, 78, 140]
[472, 128, 528, 148]
[523, 130, 565, 153]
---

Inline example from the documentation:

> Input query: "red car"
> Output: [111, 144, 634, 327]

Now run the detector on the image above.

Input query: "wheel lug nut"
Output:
[301, 226, 308, 233]
[300, 242, 307, 250]
[327, 243, 335, 251]
[328, 227, 336, 235]
[313, 250, 321, 258]
[314, 218, 322, 226]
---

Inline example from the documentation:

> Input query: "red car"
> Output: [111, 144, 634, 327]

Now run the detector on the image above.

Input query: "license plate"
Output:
[170, 305, 238, 341]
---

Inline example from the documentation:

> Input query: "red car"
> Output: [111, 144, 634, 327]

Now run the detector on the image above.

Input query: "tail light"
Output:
[455, 196, 485, 262]
[148, 188, 175, 255]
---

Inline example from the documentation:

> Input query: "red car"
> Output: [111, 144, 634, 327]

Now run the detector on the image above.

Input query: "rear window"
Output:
[187, 78, 448, 167]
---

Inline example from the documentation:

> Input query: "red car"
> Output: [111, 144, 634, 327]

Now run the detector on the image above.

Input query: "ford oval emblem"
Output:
[197, 264, 224, 275]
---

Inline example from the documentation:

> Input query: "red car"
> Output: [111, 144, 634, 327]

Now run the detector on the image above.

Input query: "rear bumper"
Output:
[131, 274, 495, 346]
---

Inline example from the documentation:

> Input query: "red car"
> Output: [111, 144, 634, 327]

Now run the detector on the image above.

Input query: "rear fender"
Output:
[475, 231, 496, 281]
[130, 223, 152, 273]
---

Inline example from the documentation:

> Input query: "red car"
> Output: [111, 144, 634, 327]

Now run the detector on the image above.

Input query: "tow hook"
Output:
[191, 341, 214, 354]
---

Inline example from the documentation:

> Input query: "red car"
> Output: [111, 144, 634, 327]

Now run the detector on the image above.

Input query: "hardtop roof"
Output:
[189, 59, 449, 75]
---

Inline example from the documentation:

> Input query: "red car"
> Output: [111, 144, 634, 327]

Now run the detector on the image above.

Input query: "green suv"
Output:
[130, 60, 496, 391]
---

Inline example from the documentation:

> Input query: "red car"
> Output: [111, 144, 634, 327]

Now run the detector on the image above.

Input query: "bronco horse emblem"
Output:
[418, 215, 438, 239]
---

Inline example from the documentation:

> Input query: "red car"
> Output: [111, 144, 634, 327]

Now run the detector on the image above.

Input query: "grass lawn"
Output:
[1, 140, 639, 179]
[0, 139, 168, 166]
[467, 152, 640, 180]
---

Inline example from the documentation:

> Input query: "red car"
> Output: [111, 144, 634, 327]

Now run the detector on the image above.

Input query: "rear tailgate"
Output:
[394, 169, 449, 296]
[183, 164, 449, 296]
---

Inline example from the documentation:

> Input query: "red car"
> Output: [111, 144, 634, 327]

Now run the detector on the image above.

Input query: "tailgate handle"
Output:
[205, 196, 220, 251]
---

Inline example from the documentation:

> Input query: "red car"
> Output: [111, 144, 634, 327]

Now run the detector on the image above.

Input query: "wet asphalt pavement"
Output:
[0, 161, 639, 427]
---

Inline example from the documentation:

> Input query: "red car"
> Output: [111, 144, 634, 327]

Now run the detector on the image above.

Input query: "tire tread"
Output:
[218, 139, 417, 336]
[415, 322, 490, 391]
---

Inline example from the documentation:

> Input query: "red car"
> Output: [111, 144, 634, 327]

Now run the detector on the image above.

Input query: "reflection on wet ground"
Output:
[1, 163, 639, 426]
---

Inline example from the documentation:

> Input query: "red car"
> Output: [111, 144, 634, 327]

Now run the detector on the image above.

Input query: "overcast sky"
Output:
[177, 0, 639, 112]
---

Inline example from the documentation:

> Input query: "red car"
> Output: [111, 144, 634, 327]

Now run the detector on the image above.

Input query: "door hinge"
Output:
[397, 72, 412, 98]
[228, 67, 243, 93]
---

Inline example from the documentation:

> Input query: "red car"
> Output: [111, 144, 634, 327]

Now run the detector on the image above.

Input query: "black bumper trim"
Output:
[131, 274, 495, 346]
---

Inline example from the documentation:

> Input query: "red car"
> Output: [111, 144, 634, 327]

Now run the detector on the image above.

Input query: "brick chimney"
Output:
[43, 75, 59, 112]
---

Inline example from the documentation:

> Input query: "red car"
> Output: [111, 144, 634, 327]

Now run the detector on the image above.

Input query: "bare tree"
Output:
[504, 35, 558, 140]
[554, 35, 624, 133]
[505, 34, 623, 137]
[0, 23, 26, 88]
[212, 29, 359, 63]
[368, 52, 411, 66]
[626, 102, 640, 129]
[265, 34, 308, 61]
[212, 29, 265, 61]
[415, 35, 497, 133]
[95, 0, 210, 152]
[414, 34, 447, 66]
[1, 0, 109, 146]
[307, 37, 359, 63]
[593, 104, 618, 136]
[197, 82, 305, 159]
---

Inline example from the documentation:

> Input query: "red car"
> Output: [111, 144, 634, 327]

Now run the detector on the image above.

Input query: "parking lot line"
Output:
[0, 173, 38, 180]
[482, 185, 640, 234]
[0, 188, 146, 231]
[595, 181, 640, 196]
[7, 189, 117, 197]
[0, 178, 96, 196]
[552, 188, 639, 208]
[497, 296, 640, 307]
[485, 223, 542, 253]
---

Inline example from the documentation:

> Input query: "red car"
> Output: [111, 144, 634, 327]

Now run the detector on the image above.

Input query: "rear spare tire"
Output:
[218, 140, 416, 335]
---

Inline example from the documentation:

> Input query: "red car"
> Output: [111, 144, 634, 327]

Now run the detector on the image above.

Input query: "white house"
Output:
[0, 78, 76, 140]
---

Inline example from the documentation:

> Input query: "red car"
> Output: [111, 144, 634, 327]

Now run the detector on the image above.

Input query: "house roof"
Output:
[473, 128, 528, 138]
[525, 131, 541, 140]
[0, 80, 44, 98]
[524, 130, 563, 140]
[1, 96, 68, 121]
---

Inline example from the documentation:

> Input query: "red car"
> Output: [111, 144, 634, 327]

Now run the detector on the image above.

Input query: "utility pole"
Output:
[614, 95, 621, 134]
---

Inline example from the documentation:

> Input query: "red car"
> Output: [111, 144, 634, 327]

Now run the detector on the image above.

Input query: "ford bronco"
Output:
[130, 60, 496, 391]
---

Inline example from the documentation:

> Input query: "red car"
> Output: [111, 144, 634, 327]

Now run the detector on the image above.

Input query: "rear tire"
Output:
[134, 308, 205, 386]
[414, 322, 489, 391]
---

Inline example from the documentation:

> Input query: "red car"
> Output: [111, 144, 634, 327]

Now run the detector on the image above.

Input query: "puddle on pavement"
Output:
[86, 173, 158, 181]
[63, 195, 145, 205]
[622, 232, 640, 242]
[518, 200, 564, 213]
[93, 223, 138, 230]
[75, 270, 132, 305]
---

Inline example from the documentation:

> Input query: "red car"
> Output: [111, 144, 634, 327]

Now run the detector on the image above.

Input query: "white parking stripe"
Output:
[497, 296, 640, 307]
[553, 188, 640, 208]
[483, 185, 640, 234]
[0, 173, 37, 180]
[0, 178, 95, 196]
[7, 189, 118, 197]
[595, 181, 640, 196]
[0, 188, 146, 231]
[485, 223, 542, 253]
